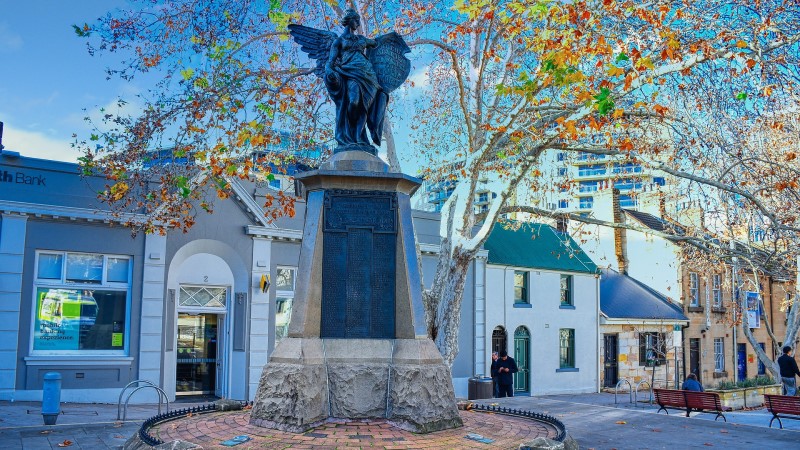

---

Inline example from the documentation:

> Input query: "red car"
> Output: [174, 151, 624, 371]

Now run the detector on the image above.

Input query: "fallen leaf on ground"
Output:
[651, 429, 661, 432]
[703, 444, 714, 447]
[719, 430, 729, 433]
[615, 421, 627, 424]
[113, 421, 123, 428]
[57, 440, 73, 447]
[114, 435, 124, 439]
[40, 430, 52, 435]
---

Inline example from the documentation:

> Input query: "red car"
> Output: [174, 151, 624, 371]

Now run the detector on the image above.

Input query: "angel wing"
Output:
[287, 24, 337, 78]
[367, 32, 411, 93]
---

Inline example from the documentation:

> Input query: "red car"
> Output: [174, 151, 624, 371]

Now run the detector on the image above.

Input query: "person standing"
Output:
[490, 351, 500, 398]
[495, 350, 518, 398]
[681, 373, 704, 392]
[778, 345, 800, 396]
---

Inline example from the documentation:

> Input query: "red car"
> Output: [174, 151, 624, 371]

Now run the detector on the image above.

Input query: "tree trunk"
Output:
[432, 247, 473, 367]
[739, 298, 781, 380]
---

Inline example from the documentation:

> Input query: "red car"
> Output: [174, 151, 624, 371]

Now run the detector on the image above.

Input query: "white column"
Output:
[0, 214, 27, 401]
[138, 234, 167, 391]
[248, 237, 272, 400]
[473, 252, 488, 377]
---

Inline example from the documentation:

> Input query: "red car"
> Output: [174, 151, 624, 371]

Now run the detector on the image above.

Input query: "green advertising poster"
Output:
[34, 288, 84, 351]
[112, 333, 123, 347]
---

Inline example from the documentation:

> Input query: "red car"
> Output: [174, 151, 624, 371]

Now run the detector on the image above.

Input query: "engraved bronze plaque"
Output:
[321, 190, 397, 338]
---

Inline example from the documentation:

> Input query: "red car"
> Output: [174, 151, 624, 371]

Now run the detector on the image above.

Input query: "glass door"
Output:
[176, 313, 218, 395]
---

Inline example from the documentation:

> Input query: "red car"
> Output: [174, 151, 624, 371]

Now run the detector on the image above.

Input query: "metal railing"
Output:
[117, 379, 170, 421]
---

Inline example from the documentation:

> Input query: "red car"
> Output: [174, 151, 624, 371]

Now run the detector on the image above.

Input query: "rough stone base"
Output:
[250, 337, 462, 433]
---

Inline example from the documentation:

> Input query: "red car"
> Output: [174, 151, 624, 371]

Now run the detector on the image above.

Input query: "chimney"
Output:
[612, 188, 628, 274]
[556, 215, 569, 233]
[0, 121, 5, 151]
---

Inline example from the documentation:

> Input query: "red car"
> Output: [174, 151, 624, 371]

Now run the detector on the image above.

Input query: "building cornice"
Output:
[0, 199, 144, 224]
[246, 225, 302, 241]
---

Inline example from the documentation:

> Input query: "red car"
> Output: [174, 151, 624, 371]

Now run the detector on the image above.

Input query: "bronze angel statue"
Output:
[288, 9, 411, 155]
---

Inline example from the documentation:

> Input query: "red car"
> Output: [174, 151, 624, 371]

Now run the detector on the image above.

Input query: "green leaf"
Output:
[180, 68, 195, 81]
[90, 133, 99, 141]
[615, 53, 629, 63]
[594, 87, 615, 115]
[735, 92, 748, 101]
[266, 173, 276, 181]
[72, 24, 91, 37]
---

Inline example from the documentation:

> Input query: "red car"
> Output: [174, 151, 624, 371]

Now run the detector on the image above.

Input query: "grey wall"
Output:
[18, 219, 145, 390]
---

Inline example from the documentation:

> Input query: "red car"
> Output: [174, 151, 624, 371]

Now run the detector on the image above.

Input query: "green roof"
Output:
[484, 223, 599, 274]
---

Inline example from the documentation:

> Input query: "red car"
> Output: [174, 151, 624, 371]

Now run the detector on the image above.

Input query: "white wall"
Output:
[485, 265, 599, 395]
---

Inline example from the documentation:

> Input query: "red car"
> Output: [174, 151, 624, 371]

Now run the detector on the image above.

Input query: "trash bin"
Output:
[468, 375, 494, 400]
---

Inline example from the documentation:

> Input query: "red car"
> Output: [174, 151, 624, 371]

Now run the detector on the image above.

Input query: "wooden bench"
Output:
[653, 388, 731, 421]
[765, 394, 800, 429]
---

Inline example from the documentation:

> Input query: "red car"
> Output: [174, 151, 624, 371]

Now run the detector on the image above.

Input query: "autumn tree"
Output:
[410, 0, 800, 365]
[77, 0, 800, 367]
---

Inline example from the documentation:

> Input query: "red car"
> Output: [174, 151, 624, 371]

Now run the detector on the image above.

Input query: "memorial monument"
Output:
[249, 9, 462, 433]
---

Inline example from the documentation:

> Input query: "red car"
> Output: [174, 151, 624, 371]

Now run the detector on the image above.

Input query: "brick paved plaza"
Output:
[152, 409, 559, 449]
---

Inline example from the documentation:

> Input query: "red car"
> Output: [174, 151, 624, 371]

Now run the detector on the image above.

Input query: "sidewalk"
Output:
[0, 399, 208, 450]
[477, 392, 800, 449]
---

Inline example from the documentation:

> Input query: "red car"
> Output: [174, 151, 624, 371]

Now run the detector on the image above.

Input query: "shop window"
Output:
[32, 251, 131, 355]
[275, 267, 297, 344]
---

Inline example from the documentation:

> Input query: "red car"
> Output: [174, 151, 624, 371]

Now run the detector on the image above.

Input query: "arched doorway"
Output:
[492, 326, 507, 354]
[514, 326, 530, 394]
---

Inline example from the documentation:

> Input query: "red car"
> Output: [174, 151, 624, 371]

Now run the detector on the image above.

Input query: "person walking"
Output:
[490, 351, 500, 398]
[778, 345, 800, 396]
[681, 373, 704, 392]
[494, 350, 518, 398]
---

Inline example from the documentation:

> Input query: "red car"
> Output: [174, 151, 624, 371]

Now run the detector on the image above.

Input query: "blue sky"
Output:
[0, 1, 131, 162]
[0, 1, 428, 172]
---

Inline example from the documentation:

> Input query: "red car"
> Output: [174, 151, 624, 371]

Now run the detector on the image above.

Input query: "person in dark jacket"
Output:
[778, 345, 800, 396]
[493, 350, 518, 398]
[681, 373, 704, 392]
[490, 351, 500, 398]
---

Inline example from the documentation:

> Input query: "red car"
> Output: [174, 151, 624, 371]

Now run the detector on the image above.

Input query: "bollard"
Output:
[42, 372, 62, 425]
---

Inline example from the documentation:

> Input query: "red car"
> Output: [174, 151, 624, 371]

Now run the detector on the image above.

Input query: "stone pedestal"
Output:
[250, 337, 462, 433]
[250, 151, 462, 433]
